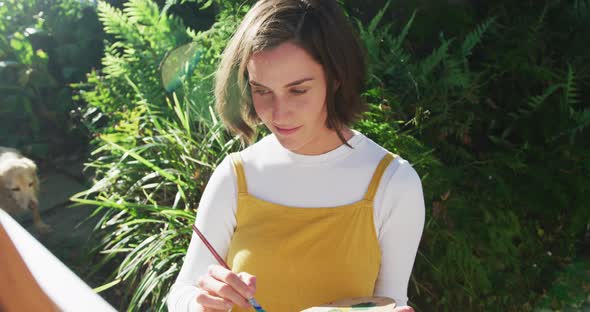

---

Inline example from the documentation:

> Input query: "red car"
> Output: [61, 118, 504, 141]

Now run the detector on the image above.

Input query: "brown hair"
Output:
[214, 0, 367, 144]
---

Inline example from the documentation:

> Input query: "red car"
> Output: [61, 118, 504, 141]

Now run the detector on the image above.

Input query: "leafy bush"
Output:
[71, 0, 245, 310]
[355, 1, 590, 310]
[71, 0, 589, 311]
[0, 0, 103, 156]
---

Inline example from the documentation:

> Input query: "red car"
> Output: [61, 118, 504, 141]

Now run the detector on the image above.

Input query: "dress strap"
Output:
[229, 152, 248, 194]
[364, 153, 397, 201]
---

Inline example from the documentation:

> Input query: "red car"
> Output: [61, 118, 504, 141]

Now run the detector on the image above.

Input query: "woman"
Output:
[167, 0, 424, 311]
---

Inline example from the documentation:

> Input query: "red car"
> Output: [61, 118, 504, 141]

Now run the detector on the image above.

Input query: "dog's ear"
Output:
[20, 157, 37, 172]
[18, 158, 39, 195]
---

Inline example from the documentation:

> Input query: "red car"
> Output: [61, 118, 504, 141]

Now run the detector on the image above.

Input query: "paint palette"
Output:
[301, 296, 395, 311]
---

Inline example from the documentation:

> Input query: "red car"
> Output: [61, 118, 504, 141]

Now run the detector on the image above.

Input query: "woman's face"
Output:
[247, 41, 337, 155]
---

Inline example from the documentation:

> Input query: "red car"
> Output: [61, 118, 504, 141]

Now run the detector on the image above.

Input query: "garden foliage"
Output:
[62, 0, 590, 310]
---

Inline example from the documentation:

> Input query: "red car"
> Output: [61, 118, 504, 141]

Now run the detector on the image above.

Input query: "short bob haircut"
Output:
[214, 0, 367, 144]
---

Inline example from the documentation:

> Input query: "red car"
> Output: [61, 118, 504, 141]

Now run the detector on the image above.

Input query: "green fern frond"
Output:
[161, 0, 214, 16]
[421, 37, 454, 77]
[548, 108, 590, 143]
[444, 58, 469, 88]
[356, 1, 399, 79]
[529, 84, 561, 109]
[396, 10, 416, 48]
[368, 0, 391, 33]
[125, 0, 171, 45]
[357, 19, 389, 64]
[388, 10, 416, 65]
[567, 108, 590, 143]
[102, 47, 128, 79]
[572, 108, 590, 131]
[98, 1, 143, 46]
[564, 64, 579, 107]
[525, 83, 560, 112]
[97, 1, 122, 33]
[160, 0, 178, 17]
[123, 0, 160, 26]
[528, 2, 550, 45]
[461, 16, 495, 58]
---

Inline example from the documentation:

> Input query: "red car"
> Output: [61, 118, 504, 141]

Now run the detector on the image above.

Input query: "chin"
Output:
[275, 136, 301, 152]
[271, 130, 306, 152]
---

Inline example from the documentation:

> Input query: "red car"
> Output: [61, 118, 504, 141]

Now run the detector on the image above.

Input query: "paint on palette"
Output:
[351, 302, 377, 308]
[325, 301, 379, 311]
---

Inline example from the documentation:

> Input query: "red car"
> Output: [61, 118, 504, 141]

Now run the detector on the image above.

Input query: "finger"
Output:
[237, 272, 256, 294]
[208, 265, 255, 299]
[201, 308, 231, 312]
[194, 288, 233, 311]
[199, 274, 250, 308]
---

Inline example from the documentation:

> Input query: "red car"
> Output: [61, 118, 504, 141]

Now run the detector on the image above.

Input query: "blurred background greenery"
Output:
[1, 0, 588, 311]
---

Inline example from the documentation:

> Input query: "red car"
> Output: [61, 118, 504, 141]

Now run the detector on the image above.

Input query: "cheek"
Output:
[303, 91, 328, 120]
[252, 97, 273, 121]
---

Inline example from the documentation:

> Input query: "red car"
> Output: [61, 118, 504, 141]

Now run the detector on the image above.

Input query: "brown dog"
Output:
[0, 147, 49, 232]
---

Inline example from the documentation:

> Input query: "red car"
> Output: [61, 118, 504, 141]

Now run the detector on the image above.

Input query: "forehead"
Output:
[2, 167, 35, 186]
[247, 41, 324, 84]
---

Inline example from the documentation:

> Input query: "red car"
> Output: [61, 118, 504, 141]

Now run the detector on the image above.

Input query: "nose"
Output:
[29, 199, 38, 210]
[17, 197, 30, 210]
[271, 95, 292, 123]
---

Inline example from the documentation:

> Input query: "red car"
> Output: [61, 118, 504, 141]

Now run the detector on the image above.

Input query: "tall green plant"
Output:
[71, 0, 245, 310]
[72, 93, 240, 310]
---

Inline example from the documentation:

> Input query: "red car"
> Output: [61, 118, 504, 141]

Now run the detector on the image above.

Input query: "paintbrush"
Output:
[191, 224, 267, 312]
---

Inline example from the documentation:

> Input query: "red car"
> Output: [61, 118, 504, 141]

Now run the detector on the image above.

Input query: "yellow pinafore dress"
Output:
[226, 152, 397, 311]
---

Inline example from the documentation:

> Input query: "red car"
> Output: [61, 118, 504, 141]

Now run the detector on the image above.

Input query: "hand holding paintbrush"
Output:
[192, 224, 266, 311]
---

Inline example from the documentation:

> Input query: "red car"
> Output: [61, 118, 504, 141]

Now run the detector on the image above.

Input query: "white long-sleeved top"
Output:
[166, 130, 425, 311]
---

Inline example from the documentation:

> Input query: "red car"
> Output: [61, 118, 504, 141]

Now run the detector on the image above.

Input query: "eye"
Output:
[290, 88, 308, 95]
[29, 182, 34, 187]
[253, 89, 270, 96]
[11, 187, 20, 192]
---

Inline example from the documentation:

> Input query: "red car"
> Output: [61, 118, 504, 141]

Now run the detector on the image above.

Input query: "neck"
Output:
[291, 127, 354, 156]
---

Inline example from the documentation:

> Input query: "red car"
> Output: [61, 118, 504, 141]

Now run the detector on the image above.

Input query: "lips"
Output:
[275, 125, 301, 135]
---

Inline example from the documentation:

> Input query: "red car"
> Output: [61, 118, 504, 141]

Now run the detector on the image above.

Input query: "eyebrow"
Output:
[249, 77, 314, 88]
